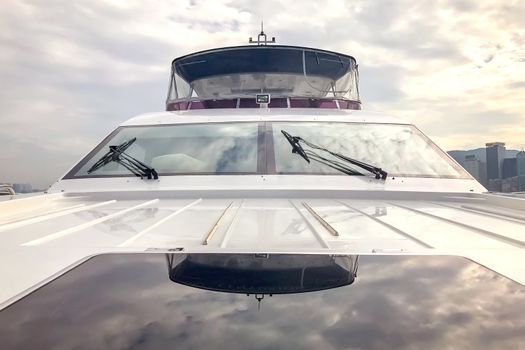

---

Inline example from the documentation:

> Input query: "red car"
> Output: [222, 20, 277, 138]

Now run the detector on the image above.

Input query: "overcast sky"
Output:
[1, 0, 524, 188]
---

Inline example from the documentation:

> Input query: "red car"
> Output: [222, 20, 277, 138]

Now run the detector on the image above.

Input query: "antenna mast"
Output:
[249, 22, 276, 45]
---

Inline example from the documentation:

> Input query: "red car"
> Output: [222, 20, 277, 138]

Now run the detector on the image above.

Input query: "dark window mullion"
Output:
[256, 123, 267, 174]
[265, 122, 277, 174]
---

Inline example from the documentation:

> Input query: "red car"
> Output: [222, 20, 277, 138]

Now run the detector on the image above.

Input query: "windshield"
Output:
[273, 122, 463, 177]
[65, 122, 468, 179]
[70, 123, 260, 177]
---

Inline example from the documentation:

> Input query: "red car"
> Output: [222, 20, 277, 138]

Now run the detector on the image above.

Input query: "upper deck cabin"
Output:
[166, 43, 360, 111]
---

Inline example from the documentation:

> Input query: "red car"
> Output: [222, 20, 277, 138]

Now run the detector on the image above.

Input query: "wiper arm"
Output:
[87, 138, 136, 174]
[304, 150, 363, 176]
[87, 138, 159, 180]
[281, 130, 387, 180]
[281, 130, 310, 163]
[281, 130, 361, 176]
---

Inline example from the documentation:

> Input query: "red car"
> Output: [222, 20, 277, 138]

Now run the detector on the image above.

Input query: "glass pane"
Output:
[303, 50, 358, 100]
[334, 69, 359, 101]
[73, 123, 259, 176]
[272, 122, 467, 178]
[168, 73, 177, 100]
[168, 47, 359, 103]
[174, 73, 191, 100]
[3, 254, 525, 349]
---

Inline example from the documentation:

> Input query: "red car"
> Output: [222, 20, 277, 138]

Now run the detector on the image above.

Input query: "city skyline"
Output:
[1, 1, 525, 188]
[448, 141, 525, 192]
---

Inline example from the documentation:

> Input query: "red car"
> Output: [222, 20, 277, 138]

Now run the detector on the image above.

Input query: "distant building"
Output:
[448, 143, 523, 193]
[502, 158, 517, 179]
[486, 142, 506, 181]
[518, 151, 525, 191]
[463, 154, 487, 187]
[488, 178, 502, 192]
[12, 183, 33, 194]
[501, 176, 519, 193]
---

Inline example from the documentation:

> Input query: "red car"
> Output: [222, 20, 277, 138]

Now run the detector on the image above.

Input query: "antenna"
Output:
[249, 22, 276, 45]
[246, 293, 273, 311]
[255, 294, 264, 310]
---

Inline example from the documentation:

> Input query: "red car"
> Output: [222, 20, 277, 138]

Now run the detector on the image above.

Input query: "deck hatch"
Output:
[1, 253, 524, 349]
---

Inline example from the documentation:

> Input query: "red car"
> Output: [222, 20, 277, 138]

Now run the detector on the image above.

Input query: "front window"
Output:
[65, 122, 468, 179]
[71, 123, 259, 177]
[272, 122, 464, 177]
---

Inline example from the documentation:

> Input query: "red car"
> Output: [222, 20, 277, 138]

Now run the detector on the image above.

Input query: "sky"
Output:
[1, 0, 525, 189]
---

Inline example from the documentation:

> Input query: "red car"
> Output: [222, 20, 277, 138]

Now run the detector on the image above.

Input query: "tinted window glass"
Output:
[1, 254, 524, 349]
[67, 122, 467, 179]
[73, 123, 259, 176]
[273, 122, 467, 177]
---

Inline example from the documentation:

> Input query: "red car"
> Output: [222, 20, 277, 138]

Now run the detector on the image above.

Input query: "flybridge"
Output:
[166, 30, 360, 111]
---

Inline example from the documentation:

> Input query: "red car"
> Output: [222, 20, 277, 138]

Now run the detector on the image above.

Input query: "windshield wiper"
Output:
[87, 138, 159, 180]
[281, 130, 310, 163]
[281, 130, 388, 180]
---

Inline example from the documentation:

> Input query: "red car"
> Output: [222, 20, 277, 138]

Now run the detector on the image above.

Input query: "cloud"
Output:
[0, 0, 525, 187]
[508, 81, 525, 89]
[359, 65, 406, 104]
[1, 254, 525, 349]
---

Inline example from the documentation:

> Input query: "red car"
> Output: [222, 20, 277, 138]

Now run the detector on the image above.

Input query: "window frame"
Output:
[63, 122, 266, 179]
[270, 121, 470, 179]
[63, 121, 471, 180]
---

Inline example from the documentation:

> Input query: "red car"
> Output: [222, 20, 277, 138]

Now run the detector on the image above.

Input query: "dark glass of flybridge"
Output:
[166, 45, 361, 110]
[1, 254, 524, 349]
[174, 47, 355, 83]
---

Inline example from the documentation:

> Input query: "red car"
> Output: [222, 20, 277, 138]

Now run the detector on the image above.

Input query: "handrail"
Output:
[0, 184, 15, 196]
[166, 97, 361, 111]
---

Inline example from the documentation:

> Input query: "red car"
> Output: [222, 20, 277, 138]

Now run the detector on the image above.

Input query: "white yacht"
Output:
[1, 32, 524, 349]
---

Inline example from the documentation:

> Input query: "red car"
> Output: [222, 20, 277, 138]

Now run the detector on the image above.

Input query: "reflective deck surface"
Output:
[1, 253, 524, 349]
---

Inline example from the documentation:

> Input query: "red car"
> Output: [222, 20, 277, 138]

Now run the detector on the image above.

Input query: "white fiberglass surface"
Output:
[67, 121, 468, 179]
[1, 194, 525, 308]
[274, 122, 468, 178]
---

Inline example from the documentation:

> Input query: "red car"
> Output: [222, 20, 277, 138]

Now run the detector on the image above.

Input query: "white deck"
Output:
[1, 186, 524, 309]
[1, 109, 523, 309]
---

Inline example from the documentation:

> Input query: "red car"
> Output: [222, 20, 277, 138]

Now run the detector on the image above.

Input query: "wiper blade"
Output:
[87, 138, 159, 180]
[328, 148, 387, 180]
[281, 130, 310, 163]
[87, 138, 136, 173]
[304, 150, 364, 176]
[281, 129, 361, 176]
[281, 130, 387, 180]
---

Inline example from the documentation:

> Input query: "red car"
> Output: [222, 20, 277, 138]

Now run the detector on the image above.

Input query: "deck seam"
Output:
[337, 200, 433, 249]
[119, 198, 202, 247]
[0, 201, 117, 232]
[289, 200, 329, 248]
[430, 201, 525, 225]
[220, 199, 246, 248]
[388, 202, 525, 249]
[202, 201, 234, 245]
[21, 199, 159, 246]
